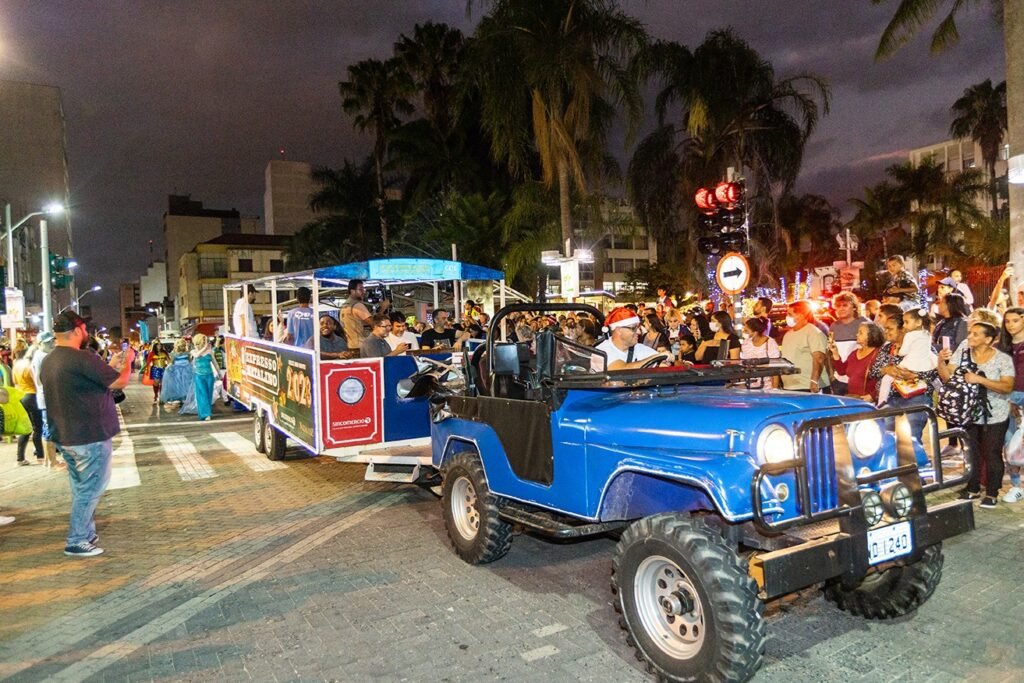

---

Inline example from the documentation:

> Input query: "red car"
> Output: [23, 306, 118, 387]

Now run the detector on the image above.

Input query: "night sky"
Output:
[0, 1, 1005, 326]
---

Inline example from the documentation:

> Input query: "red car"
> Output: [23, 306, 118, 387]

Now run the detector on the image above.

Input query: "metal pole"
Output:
[5, 204, 13, 349]
[40, 219, 52, 334]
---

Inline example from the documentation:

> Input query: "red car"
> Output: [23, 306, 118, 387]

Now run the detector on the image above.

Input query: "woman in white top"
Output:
[740, 317, 781, 389]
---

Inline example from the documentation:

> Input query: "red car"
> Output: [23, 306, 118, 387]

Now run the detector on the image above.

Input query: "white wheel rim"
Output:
[450, 476, 480, 541]
[264, 420, 274, 447]
[254, 415, 262, 445]
[633, 555, 706, 659]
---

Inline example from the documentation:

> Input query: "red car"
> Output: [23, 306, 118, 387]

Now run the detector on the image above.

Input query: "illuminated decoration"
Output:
[315, 258, 505, 283]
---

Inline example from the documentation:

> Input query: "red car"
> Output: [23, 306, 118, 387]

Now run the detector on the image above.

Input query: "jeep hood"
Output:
[564, 387, 873, 453]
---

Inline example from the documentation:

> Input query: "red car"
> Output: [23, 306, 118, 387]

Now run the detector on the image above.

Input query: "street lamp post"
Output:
[59, 284, 101, 314]
[3, 202, 64, 343]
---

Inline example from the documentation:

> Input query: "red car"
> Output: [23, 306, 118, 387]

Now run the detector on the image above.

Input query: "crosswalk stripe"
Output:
[157, 435, 217, 481]
[209, 432, 287, 472]
[108, 407, 141, 490]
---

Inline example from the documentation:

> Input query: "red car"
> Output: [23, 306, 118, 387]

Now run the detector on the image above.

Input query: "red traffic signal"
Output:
[694, 187, 718, 214]
[714, 182, 741, 207]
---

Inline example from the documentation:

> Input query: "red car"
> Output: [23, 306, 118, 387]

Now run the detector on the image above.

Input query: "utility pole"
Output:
[40, 220, 52, 334]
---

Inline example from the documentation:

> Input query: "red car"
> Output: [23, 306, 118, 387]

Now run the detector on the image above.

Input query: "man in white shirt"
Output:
[232, 286, 257, 338]
[950, 269, 975, 307]
[387, 314, 420, 351]
[592, 307, 660, 371]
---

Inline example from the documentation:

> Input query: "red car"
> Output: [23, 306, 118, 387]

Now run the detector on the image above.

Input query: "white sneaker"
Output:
[940, 444, 962, 457]
[1002, 486, 1024, 503]
[0, 515, 14, 526]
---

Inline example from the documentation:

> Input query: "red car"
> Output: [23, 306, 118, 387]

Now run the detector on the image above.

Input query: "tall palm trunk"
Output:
[374, 134, 389, 253]
[988, 159, 999, 216]
[1007, 0, 1024, 267]
[557, 159, 573, 255]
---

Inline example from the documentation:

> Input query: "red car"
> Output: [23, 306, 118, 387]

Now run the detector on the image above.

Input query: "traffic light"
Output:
[695, 181, 747, 255]
[49, 252, 74, 290]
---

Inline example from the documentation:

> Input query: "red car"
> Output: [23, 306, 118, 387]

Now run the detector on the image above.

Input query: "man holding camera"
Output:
[40, 312, 136, 558]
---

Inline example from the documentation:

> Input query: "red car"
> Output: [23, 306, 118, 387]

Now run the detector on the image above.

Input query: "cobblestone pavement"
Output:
[0, 382, 1022, 682]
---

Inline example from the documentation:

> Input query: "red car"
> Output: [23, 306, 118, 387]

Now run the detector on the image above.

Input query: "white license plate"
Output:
[867, 521, 913, 565]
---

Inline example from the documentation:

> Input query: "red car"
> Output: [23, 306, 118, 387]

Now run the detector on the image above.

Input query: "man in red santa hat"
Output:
[592, 307, 662, 371]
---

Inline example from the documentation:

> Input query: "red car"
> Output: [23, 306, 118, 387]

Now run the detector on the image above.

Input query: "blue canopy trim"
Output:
[313, 258, 504, 282]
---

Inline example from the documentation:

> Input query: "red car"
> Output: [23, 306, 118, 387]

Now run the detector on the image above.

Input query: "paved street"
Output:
[0, 382, 1022, 683]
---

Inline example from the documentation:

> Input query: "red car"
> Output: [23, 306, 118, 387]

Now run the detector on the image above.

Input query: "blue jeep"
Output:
[429, 303, 975, 682]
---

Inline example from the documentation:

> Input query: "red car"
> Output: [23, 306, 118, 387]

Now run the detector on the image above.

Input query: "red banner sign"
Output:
[320, 361, 383, 449]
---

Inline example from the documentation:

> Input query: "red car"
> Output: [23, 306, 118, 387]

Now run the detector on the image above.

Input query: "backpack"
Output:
[936, 348, 989, 426]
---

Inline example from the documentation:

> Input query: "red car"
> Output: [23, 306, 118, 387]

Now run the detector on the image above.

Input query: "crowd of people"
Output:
[4, 258, 1020, 551]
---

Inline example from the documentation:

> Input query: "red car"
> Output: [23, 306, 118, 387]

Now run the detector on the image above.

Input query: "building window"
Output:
[269, 259, 284, 273]
[614, 258, 633, 273]
[237, 258, 253, 272]
[635, 235, 648, 251]
[612, 234, 632, 249]
[198, 256, 227, 279]
[200, 285, 221, 310]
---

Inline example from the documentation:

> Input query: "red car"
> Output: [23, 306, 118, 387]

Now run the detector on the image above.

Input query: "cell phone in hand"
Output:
[942, 337, 950, 351]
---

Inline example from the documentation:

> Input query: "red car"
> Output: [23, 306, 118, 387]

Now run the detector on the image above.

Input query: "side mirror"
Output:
[396, 378, 415, 399]
[492, 343, 519, 376]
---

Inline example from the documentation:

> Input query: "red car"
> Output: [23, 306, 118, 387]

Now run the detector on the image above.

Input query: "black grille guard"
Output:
[751, 405, 973, 535]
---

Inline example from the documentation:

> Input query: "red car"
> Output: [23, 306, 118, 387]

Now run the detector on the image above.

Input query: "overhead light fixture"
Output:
[575, 248, 594, 263]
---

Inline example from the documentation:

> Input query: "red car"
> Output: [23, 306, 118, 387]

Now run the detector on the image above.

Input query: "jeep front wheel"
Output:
[612, 514, 765, 683]
[441, 452, 512, 564]
[824, 543, 943, 619]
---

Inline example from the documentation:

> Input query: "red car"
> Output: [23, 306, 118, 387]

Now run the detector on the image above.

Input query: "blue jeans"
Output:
[885, 393, 932, 446]
[59, 440, 113, 546]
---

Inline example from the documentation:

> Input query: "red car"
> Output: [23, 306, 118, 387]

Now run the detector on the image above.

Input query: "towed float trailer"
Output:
[222, 258, 520, 482]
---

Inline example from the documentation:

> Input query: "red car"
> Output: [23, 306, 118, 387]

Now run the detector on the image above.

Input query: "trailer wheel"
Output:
[824, 543, 943, 619]
[253, 411, 266, 454]
[264, 418, 286, 461]
[612, 514, 765, 683]
[441, 451, 512, 564]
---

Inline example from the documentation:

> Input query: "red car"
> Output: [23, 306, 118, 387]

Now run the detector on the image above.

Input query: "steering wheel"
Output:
[639, 354, 669, 369]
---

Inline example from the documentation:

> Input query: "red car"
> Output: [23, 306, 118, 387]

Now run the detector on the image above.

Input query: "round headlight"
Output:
[883, 483, 914, 519]
[861, 490, 884, 526]
[758, 425, 795, 464]
[849, 420, 883, 458]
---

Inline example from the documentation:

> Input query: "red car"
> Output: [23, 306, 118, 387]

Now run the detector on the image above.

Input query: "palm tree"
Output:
[627, 30, 830, 261]
[339, 58, 415, 253]
[394, 22, 466, 136]
[469, 0, 648, 254]
[950, 78, 1007, 214]
[846, 181, 907, 263]
[872, 0, 1003, 58]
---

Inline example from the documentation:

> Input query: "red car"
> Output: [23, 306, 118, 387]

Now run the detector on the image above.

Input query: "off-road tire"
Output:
[264, 418, 286, 461]
[612, 514, 765, 683]
[253, 411, 266, 454]
[441, 451, 512, 564]
[823, 543, 943, 619]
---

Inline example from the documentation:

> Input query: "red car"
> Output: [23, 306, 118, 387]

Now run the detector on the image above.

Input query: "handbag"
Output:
[1006, 426, 1024, 467]
[937, 349, 988, 426]
[893, 377, 928, 398]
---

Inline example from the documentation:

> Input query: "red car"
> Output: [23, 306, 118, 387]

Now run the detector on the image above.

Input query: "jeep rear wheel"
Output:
[612, 514, 765, 683]
[824, 543, 943, 619]
[441, 452, 512, 564]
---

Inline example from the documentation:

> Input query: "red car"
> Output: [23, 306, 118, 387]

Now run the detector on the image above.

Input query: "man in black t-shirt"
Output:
[421, 309, 470, 349]
[39, 312, 135, 558]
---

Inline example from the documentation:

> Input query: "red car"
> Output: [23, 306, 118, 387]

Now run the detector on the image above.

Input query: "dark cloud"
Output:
[0, 1, 1005, 324]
